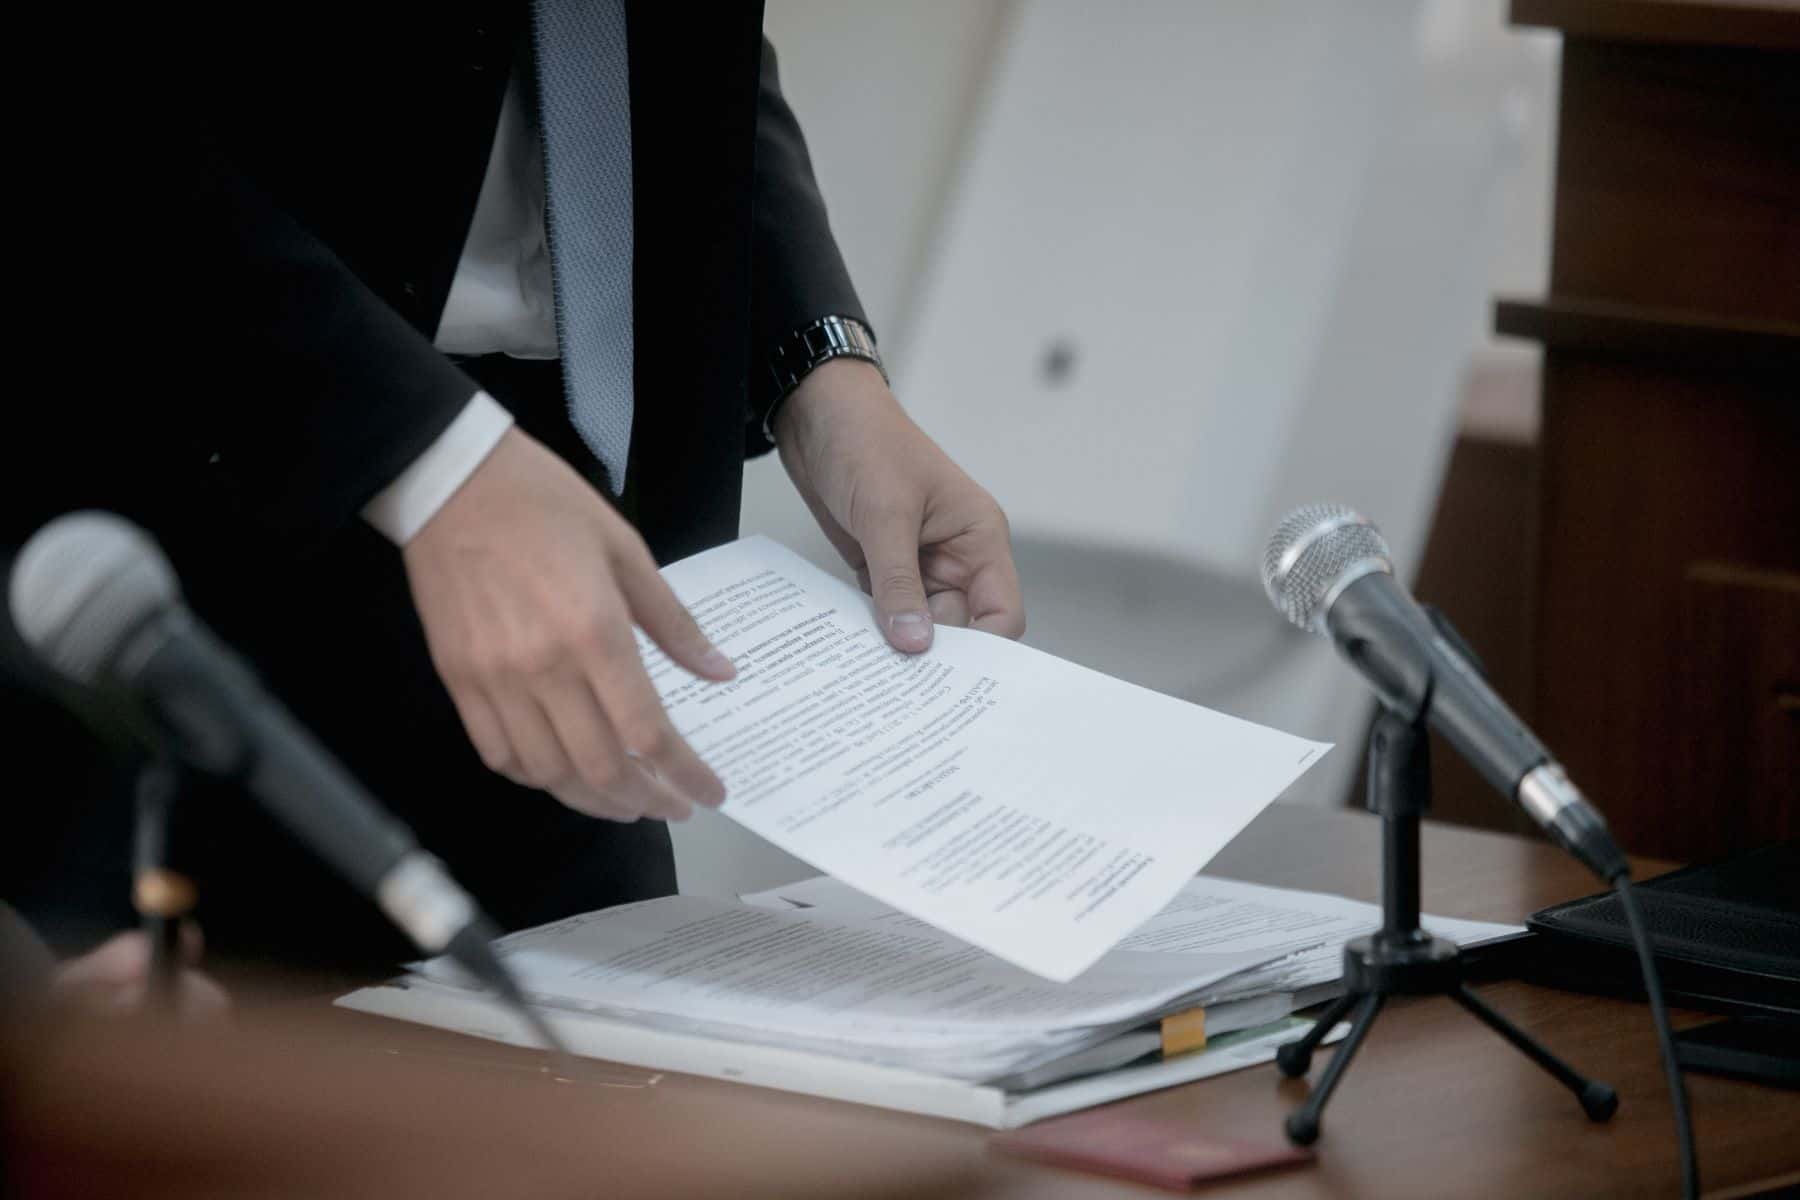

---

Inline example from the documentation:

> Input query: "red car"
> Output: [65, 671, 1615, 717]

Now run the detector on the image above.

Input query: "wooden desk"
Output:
[8, 806, 1798, 1198]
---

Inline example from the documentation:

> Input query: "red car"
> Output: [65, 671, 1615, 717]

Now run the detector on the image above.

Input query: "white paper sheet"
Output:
[335, 980, 1349, 1128]
[417, 893, 1282, 1080]
[648, 537, 1331, 981]
[743, 873, 1525, 1005]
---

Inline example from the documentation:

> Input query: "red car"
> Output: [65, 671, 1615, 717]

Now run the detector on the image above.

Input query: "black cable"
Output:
[1613, 874, 1698, 1200]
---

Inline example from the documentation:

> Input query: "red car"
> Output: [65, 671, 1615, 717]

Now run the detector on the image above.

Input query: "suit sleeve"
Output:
[34, 38, 479, 552]
[745, 37, 872, 456]
[152, 140, 479, 544]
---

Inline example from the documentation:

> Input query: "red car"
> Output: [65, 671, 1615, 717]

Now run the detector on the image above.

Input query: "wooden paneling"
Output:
[1513, 0, 1800, 49]
[1495, 297, 1800, 371]
[1410, 434, 1541, 838]
[1502, 1, 1799, 862]
[1532, 353, 1797, 857]
[1675, 563, 1800, 847]
[1550, 39, 1800, 323]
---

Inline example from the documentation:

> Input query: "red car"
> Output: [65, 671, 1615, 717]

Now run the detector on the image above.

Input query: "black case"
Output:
[1517, 841, 1800, 1018]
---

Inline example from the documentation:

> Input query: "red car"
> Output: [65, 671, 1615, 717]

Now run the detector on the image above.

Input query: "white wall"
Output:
[672, 2, 1015, 897]
[761, 1, 1016, 344]
[675, 0, 1560, 898]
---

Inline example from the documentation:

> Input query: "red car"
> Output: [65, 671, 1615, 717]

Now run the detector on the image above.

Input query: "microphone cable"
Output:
[1612, 871, 1698, 1200]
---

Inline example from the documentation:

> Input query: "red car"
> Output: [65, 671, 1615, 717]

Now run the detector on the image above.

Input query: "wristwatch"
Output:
[758, 314, 886, 446]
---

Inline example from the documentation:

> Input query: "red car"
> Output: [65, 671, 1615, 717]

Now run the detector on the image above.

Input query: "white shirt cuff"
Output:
[361, 391, 515, 546]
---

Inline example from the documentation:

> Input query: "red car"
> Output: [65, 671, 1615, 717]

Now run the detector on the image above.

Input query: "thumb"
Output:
[862, 509, 932, 653]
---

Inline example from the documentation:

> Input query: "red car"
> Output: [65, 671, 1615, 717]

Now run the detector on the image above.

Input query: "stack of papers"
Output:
[359, 875, 1520, 1091]
[409, 893, 1275, 1082]
[337, 536, 1520, 1124]
[743, 873, 1521, 1083]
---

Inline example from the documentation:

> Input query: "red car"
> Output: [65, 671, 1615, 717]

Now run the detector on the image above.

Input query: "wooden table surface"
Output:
[8, 804, 1798, 1199]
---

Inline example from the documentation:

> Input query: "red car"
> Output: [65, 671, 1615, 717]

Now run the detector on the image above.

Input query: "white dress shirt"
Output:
[363, 65, 563, 546]
[434, 68, 558, 361]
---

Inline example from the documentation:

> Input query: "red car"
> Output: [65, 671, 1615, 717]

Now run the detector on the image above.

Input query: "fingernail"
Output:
[700, 647, 736, 679]
[888, 611, 933, 652]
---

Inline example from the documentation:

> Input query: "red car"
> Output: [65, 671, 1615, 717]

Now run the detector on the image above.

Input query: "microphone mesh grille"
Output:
[1261, 503, 1392, 631]
[8, 512, 179, 683]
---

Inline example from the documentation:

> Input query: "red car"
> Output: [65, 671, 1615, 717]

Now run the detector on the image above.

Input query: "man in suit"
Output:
[2, 3, 1023, 971]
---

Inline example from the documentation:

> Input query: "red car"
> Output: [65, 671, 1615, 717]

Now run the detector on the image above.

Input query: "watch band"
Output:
[759, 315, 885, 445]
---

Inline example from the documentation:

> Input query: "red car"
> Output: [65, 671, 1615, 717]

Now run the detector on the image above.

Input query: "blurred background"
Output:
[675, 0, 1565, 896]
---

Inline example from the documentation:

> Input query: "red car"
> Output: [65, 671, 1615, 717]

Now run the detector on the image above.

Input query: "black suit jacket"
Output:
[1, 2, 867, 951]
[8, 0, 863, 565]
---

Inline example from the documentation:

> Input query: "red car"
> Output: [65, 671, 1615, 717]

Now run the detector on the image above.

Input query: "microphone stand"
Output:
[1273, 706, 1620, 1144]
[132, 755, 196, 1010]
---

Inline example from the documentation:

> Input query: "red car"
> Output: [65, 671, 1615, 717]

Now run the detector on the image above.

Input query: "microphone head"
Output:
[8, 512, 180, 684]
[1261, 503, 1393, 632]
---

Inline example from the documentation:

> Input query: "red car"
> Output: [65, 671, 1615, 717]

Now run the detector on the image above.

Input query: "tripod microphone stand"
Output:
[1273, 708, 1620, 1145]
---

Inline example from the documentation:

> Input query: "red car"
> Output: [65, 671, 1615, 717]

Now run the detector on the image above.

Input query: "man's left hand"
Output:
[775, 360, 1024, 653]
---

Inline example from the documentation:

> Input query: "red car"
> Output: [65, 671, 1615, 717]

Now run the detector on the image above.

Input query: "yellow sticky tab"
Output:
[1161, 1007, 1208, 1058]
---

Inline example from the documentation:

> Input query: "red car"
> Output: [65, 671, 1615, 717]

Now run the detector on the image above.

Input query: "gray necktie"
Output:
[531, 0, 635, 495]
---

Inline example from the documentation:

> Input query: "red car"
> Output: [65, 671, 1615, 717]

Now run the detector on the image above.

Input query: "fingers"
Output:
[583, 547, 728, 810]
[485, 670, 699, 822]
[401, 435, 729, 823]
[446, 685, 525, 785]
[861, 502, 934, 653]
[490, 685, 577, 797]
[540, 672, 698, 822]
[611, 537, 736, 682]
[583, 654, 726, 811]
[448, 612, 722, 821]
[961, 522, 1026, 640]
[926, 589, 971, 628]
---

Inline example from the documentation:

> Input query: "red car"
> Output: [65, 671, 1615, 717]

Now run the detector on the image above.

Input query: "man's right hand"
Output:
[401, 427, 734, 822]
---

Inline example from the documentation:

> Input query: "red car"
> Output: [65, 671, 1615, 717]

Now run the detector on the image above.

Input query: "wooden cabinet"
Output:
[1498, 1, 1799, 861]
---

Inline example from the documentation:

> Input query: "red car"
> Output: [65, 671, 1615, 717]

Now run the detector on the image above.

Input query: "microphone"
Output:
[7, 512, 563, 1052]
[1261, 503, 1627, 881]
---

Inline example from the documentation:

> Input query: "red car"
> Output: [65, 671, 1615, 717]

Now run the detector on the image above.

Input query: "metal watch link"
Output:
[759, 314, 885, 445]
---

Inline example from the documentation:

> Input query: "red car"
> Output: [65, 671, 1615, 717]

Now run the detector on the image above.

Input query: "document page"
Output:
[746, 873, 1524, 1003]
[417, 894, 1281, 1080]
[647, 537, 1330, 981]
